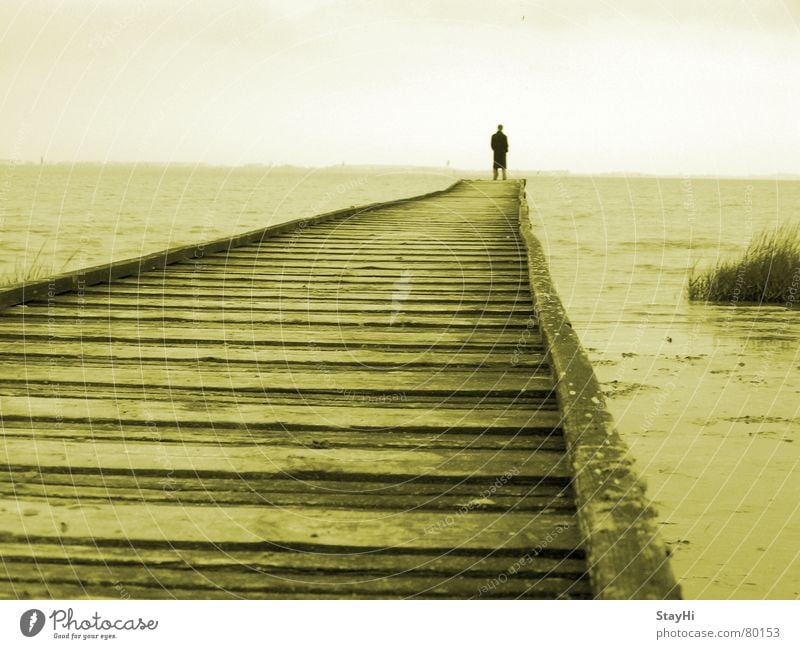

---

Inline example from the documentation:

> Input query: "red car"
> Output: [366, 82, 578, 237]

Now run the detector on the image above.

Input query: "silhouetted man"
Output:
[491, 125, 508, 180]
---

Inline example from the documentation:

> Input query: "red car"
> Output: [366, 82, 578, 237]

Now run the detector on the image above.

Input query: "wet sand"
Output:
[528, 175, 800, 599]
[588, 314, 799, 598]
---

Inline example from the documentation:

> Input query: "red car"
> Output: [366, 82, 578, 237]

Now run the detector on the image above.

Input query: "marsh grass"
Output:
[0, 263, 52, 287]
[0, 243, 79, 289]
[688, 223, 800, 304]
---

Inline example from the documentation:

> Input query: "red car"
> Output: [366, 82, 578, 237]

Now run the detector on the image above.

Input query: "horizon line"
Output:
[2, 159, 799, 180]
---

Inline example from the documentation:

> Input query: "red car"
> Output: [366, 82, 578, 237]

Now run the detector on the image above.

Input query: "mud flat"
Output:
[528, 175, 800, 599]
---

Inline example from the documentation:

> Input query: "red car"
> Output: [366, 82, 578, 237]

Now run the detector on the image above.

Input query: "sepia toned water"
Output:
[1, 164, 798, 598]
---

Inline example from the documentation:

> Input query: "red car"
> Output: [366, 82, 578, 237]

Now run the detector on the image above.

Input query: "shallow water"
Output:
[1, 165, 797, 598]
[528, 176, 800, 599]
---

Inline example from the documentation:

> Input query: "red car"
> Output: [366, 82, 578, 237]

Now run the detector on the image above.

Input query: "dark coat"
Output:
[490, 131, 508, 153]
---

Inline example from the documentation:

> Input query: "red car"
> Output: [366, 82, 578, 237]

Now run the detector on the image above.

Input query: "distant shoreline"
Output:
[2, 160, 800, 181]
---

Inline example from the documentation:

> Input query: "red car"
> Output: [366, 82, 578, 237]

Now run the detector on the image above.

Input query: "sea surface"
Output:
[1, 164, 798, 598]
[0, 164, 455, 281]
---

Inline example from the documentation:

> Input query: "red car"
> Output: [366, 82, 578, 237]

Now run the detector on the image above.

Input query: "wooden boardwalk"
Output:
[0, 180, 679, 599]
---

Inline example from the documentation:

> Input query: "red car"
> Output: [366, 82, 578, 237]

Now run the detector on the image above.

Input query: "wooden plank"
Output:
[11, 307, 530, 329]
[35, 302, 532, 319]
[0, 569, 591, 599]
[307, 218, 516, 224]
[0, 423, 565, 450]
[0, 322, 537, 347]
[0, 499, 581, 551]
[138, 269, 528, 280]
[329, 218, 516, 222]
[0, 470, 571, 497]
[186, 255, 525, 273]
[0, 439, 571, 480]
[264, 238, 520, 246]
[2, 366, 554, 396]
[0, 341, 548, 368]
[101, 285, 531, 299]
[0, 478, 573, 512]
[0, 486, 571, 513]
[0, 543, 585, 577]
[283, 224, 516, 231]
[0, 486, 554, 513]
[304, 215, 516, 221]
[246, 233, 521, 241]
[293, 226, 516, 231]
[261, 224, 518, 230]
[5, 384, 555, 410]
[0, 395, 563, 432]
[220, 252, 526, 261]
[77, 286, 532, 301]
[186, 259, 526, 270]
[517, 181, 681, 600]
[115, 275, 530, 288]
[45, 295, 532, 313]
[240, 244, 525, 253]
[293, 216, 516, 223]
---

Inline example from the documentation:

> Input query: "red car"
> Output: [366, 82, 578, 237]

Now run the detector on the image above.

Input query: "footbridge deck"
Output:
[0, 180, 679, 599]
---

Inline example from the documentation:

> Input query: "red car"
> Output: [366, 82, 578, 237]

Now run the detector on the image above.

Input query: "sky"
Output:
[1, 0, 799, 174]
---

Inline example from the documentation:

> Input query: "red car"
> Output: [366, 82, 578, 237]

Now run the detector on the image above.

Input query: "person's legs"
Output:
[494, 155, 507, 180]
[493, 167, 498, 180]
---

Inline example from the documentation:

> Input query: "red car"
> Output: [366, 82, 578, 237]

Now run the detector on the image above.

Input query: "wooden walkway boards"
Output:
[0, 180, 679, 599]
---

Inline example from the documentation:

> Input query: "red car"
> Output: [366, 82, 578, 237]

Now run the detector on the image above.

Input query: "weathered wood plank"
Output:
[0, 479, 573, 512]
[0, 423, 564, 449]
[239, 244, 525, 254]
[0, 470, 571, 497]
[220, 251, 526, 261]
[0, 499, 581, 551]
[271, 232, 519, 240]
[0, 543, 585, 576]
[0, 395, 562, 432]
[1, 365, 554, 396]
[5, 385, 554, 411]
[0, 570, 591, 599]
[136, 270, 528, 281]
[41, 296, 533, 315]
[184, 260, 526, 271]
[10, 307, 530, 329]
[115, 275, 530, 289]
[0, 439, 570, 480]
[0, 341, 548, 368]
[77, 286, 532, 301]
[0, 322, 536, 347]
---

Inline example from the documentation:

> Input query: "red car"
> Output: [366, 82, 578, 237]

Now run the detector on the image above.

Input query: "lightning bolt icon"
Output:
[28, 612, 38, 632]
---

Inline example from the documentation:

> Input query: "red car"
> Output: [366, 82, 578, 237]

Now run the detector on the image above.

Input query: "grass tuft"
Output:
[687, 223, 800, 304]
[0, 242, 77, 289]
[0, 263, 52, 288]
